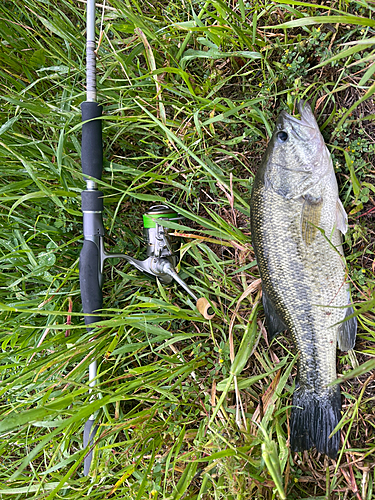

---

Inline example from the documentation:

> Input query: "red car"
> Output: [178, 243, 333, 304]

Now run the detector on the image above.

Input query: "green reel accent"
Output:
[143, 209, 178, 229]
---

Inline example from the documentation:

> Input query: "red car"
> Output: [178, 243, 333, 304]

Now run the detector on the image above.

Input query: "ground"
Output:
[0, 0, 374, 498]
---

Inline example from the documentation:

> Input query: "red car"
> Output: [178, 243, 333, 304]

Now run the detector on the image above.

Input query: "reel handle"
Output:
[196, 297, 216, 320]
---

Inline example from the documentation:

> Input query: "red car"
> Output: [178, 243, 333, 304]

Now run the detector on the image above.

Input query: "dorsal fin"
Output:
[262, 287, 287, 341]
[337, 302, 357, 351]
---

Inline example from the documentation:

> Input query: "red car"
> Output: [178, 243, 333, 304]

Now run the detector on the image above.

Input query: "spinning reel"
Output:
[101, 205, 215, 320]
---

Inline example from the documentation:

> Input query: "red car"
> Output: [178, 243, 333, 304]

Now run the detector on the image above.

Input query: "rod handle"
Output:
[79, 240, 103, 326]
[81, 102, 103, 180]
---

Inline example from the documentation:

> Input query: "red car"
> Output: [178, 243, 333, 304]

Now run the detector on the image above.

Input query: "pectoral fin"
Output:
[336, 199, 348, 235]
[262, 287, 287, 341]
[301, 195, 323, 245]
[337, 304, 357, 351]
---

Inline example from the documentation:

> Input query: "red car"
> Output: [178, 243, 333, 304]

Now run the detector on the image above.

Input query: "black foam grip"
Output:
[81, 102, 103, 180]
[83, 420, 98, 476]
[81, 190, 104, 212]
[79, 240, 103, 326]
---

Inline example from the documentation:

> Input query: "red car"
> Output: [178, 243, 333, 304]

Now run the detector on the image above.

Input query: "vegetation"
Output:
[0, 0, 374, 498]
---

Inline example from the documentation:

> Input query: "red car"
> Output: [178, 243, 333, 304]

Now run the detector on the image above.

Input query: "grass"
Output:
[0, 0, 374, 498]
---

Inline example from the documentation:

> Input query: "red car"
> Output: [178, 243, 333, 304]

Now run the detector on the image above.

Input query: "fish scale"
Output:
[257, 191, 341, 384]
[250, 101, 357, 458]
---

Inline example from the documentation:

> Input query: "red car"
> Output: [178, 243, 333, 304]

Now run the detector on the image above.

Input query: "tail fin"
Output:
[290, 385, 341, 458]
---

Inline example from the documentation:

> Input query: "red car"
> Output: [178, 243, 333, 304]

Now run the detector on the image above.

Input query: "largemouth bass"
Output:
[250, 101, 357, 458]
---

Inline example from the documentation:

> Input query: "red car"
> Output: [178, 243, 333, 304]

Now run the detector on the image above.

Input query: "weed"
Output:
[0, 0, 373, 499]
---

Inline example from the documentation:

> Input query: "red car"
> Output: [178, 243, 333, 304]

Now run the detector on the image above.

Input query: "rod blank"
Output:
[87, 0, 96, 42]
[86, 0, 97, 102]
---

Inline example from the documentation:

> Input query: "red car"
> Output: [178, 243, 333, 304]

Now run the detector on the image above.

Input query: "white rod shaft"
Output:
[86, 0, 97, 102]
[89, 360, 97, 388]
[87, 0, 96, 42]
[88, 359, 97, 421]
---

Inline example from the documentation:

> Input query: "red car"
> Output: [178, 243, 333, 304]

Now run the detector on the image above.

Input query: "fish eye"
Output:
[277, 131, 288, 142]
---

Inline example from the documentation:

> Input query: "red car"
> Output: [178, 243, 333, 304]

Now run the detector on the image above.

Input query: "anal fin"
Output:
[337, 305, 357, 351]
[262, 287, 287, 341]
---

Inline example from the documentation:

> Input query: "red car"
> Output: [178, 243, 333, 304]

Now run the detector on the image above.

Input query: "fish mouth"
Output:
[278, 100, 318, 132]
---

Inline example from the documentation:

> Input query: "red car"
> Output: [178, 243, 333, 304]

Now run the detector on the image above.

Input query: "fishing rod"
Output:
[79, 1, 215, 476]
[80, 0, 103, 476]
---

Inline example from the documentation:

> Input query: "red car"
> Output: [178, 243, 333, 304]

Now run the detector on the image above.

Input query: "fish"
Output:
[250, 101, 357, 458]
